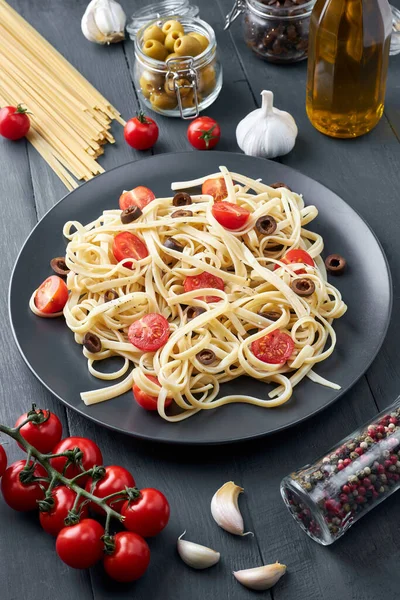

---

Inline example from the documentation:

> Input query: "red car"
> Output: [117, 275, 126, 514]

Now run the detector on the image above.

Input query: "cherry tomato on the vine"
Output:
[1, 460, 48, 511]
[119, 186, 155, 211]
[15, 408, 62, 453]
[132, 375, 172, 411]
[211, 201, 250, 230]
[128, 313, 170, 352]
[251, 330, 295, 365]
[202, 177, 227, 202]
[85, 465, 135, 514]
[39, 486, 89, 537]
[184, 272, 224, 303]
[50, 437, 103, 484]
[0, 104, 31, 140]
[0, 446, 7, 477]
[124, 112, 159, 150]
[34, 275, 68, 314]
[56, 519, 105, 569]
[103, 532, 150, 583]
[121, 488, 170, 537]
[187, 116, 220, 150]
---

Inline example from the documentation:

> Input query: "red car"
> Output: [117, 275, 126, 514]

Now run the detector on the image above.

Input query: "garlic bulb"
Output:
[233, 562, 287, 591]
[211, 481, 252, 536]
[81, 0, 126, 45]
[177, 532, 220, 569]
[236, 90, 297, 159]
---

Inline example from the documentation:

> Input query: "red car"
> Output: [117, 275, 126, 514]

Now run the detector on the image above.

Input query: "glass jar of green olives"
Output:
[133, 16, 222, 118]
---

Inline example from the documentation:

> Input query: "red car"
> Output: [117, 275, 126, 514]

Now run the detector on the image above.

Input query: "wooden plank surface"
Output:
[0, 0, 399, 599]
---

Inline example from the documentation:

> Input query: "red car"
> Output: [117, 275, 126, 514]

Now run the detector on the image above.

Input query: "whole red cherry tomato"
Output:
[1, 460, 48, 511]
[0, 104, 31, 140]
[121, 488, 170, 537]
[39, 486, 89, 536]
[103, 532, 150, 582]
[124, 112, 159, 150]
[15, 407, 62, 453]
[85, 465, 135, 514]
[50, 437, 103, 484]
[187, 116, 220, 150]
[34, 275, 68, 314]
[0, 446, 7, 477]
[56, 519, 105, 569]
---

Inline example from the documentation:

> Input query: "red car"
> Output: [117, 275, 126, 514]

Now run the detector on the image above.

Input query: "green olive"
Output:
[164, 78, 191, 98]
[188, 32, 209, 52]
[142, 39, 168, 61]
[165, 30, 183, 52]
[150, 91, 178, 111]
[162, 20, 184, 35]
[143, 24, 165, 44]
[174, 35, 202, 57]
[181, 89, 201, 109]
[198, 65, 216, 94]
[139, 71, 163, 98]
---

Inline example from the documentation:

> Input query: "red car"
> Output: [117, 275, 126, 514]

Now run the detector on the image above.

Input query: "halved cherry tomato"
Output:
[113, 232, 148, 269]
[85, 465, 135, 514]
[128, 314, 170, 352]
[39, 486, 89, 536]
[103, 531, 150, 583]
[202, 177, 228, 202]
[15, 408, 62, 453]
[34, 275, 68, 314]
[251, 330, 295, 365]
[50, 437, 103, 483]
[274, 248, 314, 274]
[1, 460, 48, 511]
[133, 375, 172, 411]
[211, 201, 250, 230]
[56, 519, 105, 569]
[0, 446, 7, 477]
[119, 186, 155, 210]
[121, 488, 170, 537]
[184, 272, 224, 303]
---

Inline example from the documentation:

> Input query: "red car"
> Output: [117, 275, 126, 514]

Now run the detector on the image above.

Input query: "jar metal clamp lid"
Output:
[165, 56, 200, 119]
[224, 0, 246, 30]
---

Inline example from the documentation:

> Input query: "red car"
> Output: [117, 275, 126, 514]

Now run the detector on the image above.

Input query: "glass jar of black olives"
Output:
[281, 397, 400, 545]
[225, 0, 315, 64]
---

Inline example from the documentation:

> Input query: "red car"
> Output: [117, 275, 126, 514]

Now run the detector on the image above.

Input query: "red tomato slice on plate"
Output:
[211, 201, 250, 230]
[251, 330, 294, 365]
[183, 272, 224, 303]
[133, 375, 172, 411]
[274, 248, 314, 274]
[113, 232, 148, 269]
[119, 186, 155, 211]
[202, 177, 228, 202]
[34, 275, 68, 314]
[128, 314, 170, 352]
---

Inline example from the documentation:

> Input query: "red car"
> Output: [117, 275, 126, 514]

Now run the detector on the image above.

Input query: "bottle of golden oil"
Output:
[306, 0, 392, 138]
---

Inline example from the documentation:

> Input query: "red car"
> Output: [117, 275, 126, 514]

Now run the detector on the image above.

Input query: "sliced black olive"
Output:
[291, 278, 315, 297]
[325, 254, 346, 275]
[256, 215, 277, 236]
[164, 237, 184, 252]
[171, 209, 192, 218]
[83, 332, 102, 353]
[258, 310, 281, 321]
[185, 306, 206, 320]
[269, 182, 292, 191]
[121, 205, 142, 224]
[104, 289, 119, 302]
[196, 349, 216, 365]
[50, 257, 69, 276]
[173, 192, 192, 206]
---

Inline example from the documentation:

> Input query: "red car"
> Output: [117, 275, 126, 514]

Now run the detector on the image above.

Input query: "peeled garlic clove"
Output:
[211, 481, 252, 536]
[81, 0, 126, 45]
[234, 562, 287, 591]
[177, 531, 220, 570]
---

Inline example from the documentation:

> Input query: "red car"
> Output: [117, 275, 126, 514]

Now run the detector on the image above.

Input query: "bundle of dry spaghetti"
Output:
[0, 0, 125, 190]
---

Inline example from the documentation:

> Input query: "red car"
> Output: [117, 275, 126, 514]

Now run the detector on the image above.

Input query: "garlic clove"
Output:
[177, 531, 220, 570]
[81, 0, 126, 45]
[233, 562, 287, 591]
[211, 481, 253, 536]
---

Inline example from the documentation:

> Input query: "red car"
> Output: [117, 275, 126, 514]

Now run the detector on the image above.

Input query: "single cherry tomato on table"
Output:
[15, 407, 62, 453]
[0, 446, 7, 477]
[1, 460, 48, 511]
[39, 485, 89, 536]
[133, 374, 172, 411]
[187, 116, 220, 150]
[124, 112, 159, 150]
[112, 231, 148, 269]
[274, 248, 314, 275]
[34, 275, 68, 314]
[128, 313, 170, 352]
[202, 177, 228, 202]
[50, 437, 103, 483]
[251, 330, 295, 365]
[0, 104, 31, 140]
[56, 518, 105, 569]
[184, 272, 225, 303]
[85, 465, 135, 514]
[119, 186, 155, 211]
[211, 201, 250, 230]
[121, 488, 170, 537]
[103, 531, 150, 583]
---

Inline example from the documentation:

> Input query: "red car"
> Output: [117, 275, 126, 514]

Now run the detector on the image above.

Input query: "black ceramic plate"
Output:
[9, 152, 392, 444]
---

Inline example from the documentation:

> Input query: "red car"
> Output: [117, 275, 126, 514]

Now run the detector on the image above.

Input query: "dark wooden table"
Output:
[1, 1, 400, 598]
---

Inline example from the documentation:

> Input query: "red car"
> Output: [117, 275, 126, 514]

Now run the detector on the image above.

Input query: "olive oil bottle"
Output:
[306, 0, 392, 138]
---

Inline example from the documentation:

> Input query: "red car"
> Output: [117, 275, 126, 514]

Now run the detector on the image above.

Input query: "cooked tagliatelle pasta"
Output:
[58, 167, 347, 422]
